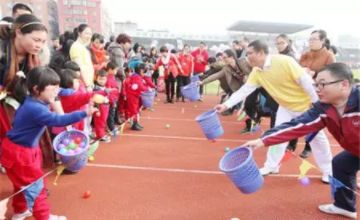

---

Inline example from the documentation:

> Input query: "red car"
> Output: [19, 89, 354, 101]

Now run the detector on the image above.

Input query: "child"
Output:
[125, 63, 149, 130]
[93, 69, 111, 142]
[0, 67, 95, 220]
[105, 61, 120, 135]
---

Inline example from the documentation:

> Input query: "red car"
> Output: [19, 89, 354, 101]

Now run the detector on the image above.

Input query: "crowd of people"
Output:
[0, 2, 358, 220]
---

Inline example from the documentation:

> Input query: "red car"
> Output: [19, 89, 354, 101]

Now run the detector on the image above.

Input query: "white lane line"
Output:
[87, 163, 344, 179]
[121, 133, 341, 147]
[142, 116, 244, 125]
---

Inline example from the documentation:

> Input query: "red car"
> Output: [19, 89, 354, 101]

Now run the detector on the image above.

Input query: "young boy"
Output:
[105, 61, 120, 135]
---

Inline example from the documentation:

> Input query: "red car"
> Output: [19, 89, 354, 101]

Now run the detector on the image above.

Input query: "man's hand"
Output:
[214, 104, 228, 113]
[243, 139, 265, 150]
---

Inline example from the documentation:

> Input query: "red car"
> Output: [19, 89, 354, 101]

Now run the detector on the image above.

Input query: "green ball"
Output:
[224, 147, 230, 152]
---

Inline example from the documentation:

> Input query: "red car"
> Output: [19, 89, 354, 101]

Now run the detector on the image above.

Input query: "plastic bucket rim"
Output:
[219, 146, 253, 173]
[195, 109, 217, 122]
[53, 130, 89, 156]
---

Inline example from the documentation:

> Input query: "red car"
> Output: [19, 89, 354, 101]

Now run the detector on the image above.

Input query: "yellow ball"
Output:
[88, 156, 95, 162]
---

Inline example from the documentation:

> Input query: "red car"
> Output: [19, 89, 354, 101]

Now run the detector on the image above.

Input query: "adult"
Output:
[215, 40, 332, 183]
[298, 29, 336, 158]
[12, 3, 32, 18]
[69, 23, 94, 90]
[107, 33, 132, 77]
[191, 41, 208, 99]
[245, 63, 359, 219]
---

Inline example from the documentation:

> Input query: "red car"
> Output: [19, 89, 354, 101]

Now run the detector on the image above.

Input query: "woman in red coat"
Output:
[153, 46, 183, 103]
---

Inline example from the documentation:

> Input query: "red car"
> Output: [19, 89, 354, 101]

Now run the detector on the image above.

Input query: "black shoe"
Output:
[286, 145, 296, 152]
[300, 149, 311, 158]
[131, 122, 143, 131]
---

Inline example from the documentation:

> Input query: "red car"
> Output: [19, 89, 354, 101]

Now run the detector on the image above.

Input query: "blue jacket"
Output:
[262, 87, 360, 157]
[7, 96, 87, 147]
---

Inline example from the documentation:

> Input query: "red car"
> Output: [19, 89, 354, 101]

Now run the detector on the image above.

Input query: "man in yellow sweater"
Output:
[215, 40, 332, 183]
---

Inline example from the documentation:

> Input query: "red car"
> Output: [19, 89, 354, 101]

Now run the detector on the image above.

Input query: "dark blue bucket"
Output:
[195, 109, 224, 140]
[141, 90, 155, 108]
[181, 83, 200, 101]
[190, 75, 200, 83]
[53, 130, 89, 172]
[219, 147, 263, 194]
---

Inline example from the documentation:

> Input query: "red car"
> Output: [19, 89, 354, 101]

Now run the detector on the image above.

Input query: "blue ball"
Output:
[300, 176, 310, 186]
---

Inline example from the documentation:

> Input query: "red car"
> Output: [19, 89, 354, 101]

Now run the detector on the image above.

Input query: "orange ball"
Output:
[82, 190, 91, 199]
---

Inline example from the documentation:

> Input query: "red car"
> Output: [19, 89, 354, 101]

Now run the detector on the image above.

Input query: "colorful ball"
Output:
[300, 176, 310, 186]
[79, 142, 87, 148]
[224, 147, 230, 152]
[74, 137, 82, 144]
[59, 148, 67, 155]
[62, 138, 70, 146]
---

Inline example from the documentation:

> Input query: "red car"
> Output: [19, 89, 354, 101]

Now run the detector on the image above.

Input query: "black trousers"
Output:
[165, 73, 176, 101]
[333, 151, 359, 212]
[176, 75, 191, 99]
[107, 105, 116, 131]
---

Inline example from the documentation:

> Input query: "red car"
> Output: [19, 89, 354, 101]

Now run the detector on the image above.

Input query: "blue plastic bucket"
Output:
[141, 90, 155, 108]
[190, 75, 200, 83]
[195, 109, 224, 140]
[53, 130, 89, 172]
[181, 83, 200, 101]
[219, 147, 263, 194]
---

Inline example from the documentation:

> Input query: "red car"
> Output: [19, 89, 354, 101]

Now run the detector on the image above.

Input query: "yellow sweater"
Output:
[247, 55, 311, 112]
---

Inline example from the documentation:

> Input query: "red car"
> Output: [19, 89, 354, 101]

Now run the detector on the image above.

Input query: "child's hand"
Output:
[104, 97, 109, 103]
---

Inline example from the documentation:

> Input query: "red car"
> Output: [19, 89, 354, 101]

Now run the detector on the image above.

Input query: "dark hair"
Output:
[276, 34, 290, 42]
[199, 41, 206, 45]
[215, 52, 223, 57]
[1, 16, 14, 23]
[109, 35, 115, 42]
[159, 45, 168, 53]
[311, 29, 327, 41]
[133, 42, 140, 52]
[74, 23, 89, 39]
[329, 45, 337, 55]
[318, 63, 353, 83]
[91, 33, 104, 43]
[59, 69, 78, 88]
[12, 3, 33, 15]
[134, 63, 146, 74]
[106, 61, 117, 70]
[208, 57, 216, 64]
[96, 69, 107, 78]
[27, 67, 60, 95]
[232, 40, 239, 44]
[241, 37, 250, 43]
[63, 61, 81, 72]
[223, 49, 237, 59]
[116, 33, 131, 44]
[248, 40, 269, 54]
[170, 49, 177, 54]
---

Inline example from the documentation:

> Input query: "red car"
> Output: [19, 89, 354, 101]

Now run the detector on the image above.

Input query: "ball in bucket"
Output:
[219, 146, 263, 194]
[53, 130, 89, 173]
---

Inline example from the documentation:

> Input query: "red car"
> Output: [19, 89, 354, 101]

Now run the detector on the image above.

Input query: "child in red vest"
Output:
[125, 63, 149, 130]
[105, 61, 120, 135]
[93, 70, 111, 142]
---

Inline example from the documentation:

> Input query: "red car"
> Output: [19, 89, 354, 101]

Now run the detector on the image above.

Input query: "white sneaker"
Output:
[319, 204, 357, 219]
[11, 210, 32, 220]
[259, 166, 279, 176]
[49, 214, 67, 220]
[321, 174, 330, 184]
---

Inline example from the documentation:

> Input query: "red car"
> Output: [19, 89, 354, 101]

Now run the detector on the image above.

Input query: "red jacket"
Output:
[178, 53, 194, 77]
[125, 74, 148, 97]
[143, 76, 155, 89]
[153, 54, 182, 79]
[262, 87, 360, 157]
[105, 72, 120, 105]
[191, 49, 208, 73]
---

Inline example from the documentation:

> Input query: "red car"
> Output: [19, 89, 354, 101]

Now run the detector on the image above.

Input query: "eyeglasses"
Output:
[313, 79, 344, 89]
[309, 38, 321, 42]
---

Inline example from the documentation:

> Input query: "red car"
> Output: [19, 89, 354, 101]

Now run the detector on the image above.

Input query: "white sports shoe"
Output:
[259, 166, 279, 176]
[321, 174, 330, 184]
[319, 204, 357, 219]
[11, 210, 32, 220]
[49, 214, 67, 220]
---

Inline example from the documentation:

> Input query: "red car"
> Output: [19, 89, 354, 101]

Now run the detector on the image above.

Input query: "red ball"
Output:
[82, 190, 91, 199]
[74, 137, 82, 144]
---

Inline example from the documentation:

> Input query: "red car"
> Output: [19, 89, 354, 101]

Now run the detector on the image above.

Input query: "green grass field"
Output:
[353, 69, 360, 80]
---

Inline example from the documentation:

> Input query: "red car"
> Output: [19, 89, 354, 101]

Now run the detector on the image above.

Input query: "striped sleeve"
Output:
[261, 105, 326, 146]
